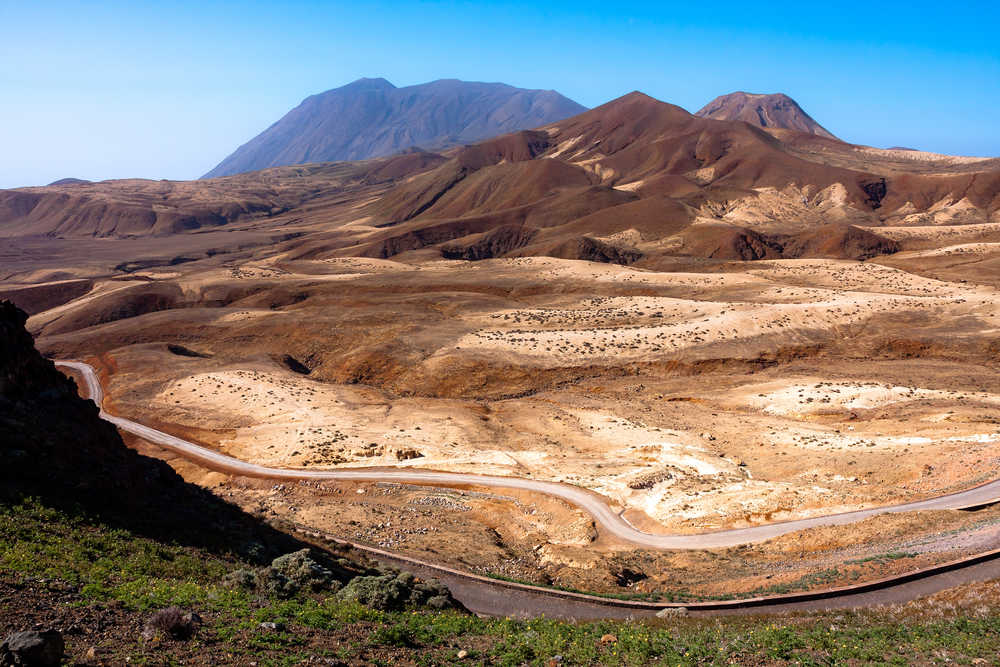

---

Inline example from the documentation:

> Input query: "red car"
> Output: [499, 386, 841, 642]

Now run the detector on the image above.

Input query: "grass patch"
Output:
[3, 497, 1000, 665]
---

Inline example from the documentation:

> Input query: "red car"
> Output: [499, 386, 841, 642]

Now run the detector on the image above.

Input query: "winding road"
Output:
[57, 360, 1000, 550]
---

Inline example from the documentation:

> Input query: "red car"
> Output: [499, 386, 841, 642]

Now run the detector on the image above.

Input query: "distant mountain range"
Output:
[9, 87, 998, 245]
[695, 91, 838, 140]
[203, 78, 587, 178]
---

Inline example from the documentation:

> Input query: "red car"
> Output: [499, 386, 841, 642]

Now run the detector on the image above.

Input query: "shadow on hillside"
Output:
[0, 299, 310, 565]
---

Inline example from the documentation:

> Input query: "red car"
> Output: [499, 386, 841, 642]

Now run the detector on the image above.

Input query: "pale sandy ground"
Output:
[695, 183, 998, 230]
[891, 242, 1000, 259]
[93, 253, 1000, 531]
[444, 260, 995, 364]
[885, 197, 995, 226]
[699, 184, 868, 229]
[147, 368, 764, 526]
[729, 379, 1000, 417]
[867, 222, 1000, 243]
[851, 146, 994, 164]
[142, 359, 1000, 530]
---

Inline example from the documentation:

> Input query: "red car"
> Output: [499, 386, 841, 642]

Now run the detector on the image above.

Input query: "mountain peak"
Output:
[573, 91, 695, 129]
[695, 91, 838, 140]
[590, 91, 690, 116]
[204, 79, 586, 178]
[342, 77, 396, 90]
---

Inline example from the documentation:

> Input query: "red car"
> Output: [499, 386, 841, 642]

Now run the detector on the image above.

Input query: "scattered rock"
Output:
[456, 649, 468, 659]
[656, 606, 689, 618]
[0, 629, 64, 666]
[258, 622, 284, 632]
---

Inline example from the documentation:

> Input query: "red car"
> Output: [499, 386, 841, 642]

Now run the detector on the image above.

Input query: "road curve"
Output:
[57, 360, 1000, 550]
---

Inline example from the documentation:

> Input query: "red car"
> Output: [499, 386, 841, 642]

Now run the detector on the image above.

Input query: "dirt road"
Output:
[56, 360, 1000, 550]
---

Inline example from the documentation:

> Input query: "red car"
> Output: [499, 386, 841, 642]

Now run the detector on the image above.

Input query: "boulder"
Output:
[1, 630, 64, 666]
[655, 606, 689, 618]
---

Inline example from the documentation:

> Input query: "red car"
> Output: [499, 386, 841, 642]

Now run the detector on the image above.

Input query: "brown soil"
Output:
[5, 89, 1000, 604]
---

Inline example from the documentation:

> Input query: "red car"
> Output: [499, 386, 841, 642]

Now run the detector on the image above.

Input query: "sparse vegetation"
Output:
[4, 498, 1000, 665]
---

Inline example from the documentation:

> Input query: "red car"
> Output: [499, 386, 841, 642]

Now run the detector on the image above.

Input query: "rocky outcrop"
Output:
[546, 236, 643, 265]
[0, 630, 64, 666]
[0, 300, 178, 509]
[780, 223, 900, 260]
[441, 224, 538, 260]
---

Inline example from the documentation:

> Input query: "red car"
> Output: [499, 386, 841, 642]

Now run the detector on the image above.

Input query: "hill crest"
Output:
[695, 91, 838, 140]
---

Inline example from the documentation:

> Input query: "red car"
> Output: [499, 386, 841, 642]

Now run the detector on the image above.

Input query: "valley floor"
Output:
[6, 208, 1000, 606]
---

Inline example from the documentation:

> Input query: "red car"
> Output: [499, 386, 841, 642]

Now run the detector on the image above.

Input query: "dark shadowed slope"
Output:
[203, 78, 587, 178]
[0, 299, 310, 561]
[695, 91, 838, 140]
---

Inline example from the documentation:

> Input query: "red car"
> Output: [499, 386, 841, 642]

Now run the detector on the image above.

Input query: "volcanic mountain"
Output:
[695, 91, 838, 140]
[339, 91, 996, 264]
[203, 78, 587, 178]
[1, 91, 998, 267]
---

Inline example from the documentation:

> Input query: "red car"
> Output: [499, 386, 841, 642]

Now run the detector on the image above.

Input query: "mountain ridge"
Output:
[203, 78, 587, 178]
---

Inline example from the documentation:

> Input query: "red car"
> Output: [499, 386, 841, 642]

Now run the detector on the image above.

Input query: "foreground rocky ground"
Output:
[4, 498, 1000, 666]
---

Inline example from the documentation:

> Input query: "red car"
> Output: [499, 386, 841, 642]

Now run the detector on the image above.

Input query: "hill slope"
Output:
[349, 92, 917, 263]
[2, 91, 997, 253]
[203, 78, 586, 178]
[695, 91, 838, 139]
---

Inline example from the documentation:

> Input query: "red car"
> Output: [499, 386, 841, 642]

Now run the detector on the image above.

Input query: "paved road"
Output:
[56, 360, 1000, 550]
[336, 541, 1000, 619]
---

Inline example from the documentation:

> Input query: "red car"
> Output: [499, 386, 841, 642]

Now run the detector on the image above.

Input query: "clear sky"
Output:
[1, 0, 998, 188]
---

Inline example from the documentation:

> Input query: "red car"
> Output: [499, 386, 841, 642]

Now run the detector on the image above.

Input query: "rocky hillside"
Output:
[344, 92, 914, 263]
[203, 78, 587, 178]
[0, 299, 158, 509]
[2, 91, 997, 252]
[695, 91, 838, 139]
[0, 299, 326, 558]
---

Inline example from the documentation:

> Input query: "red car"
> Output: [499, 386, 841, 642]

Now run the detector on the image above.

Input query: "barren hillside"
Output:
[204, 78, 586, 178]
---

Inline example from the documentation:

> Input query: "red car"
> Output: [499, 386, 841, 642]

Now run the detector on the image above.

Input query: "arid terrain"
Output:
[3, 91, 999, 601]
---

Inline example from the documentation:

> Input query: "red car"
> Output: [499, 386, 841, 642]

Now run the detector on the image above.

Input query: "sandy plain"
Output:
[23, 249, 988, 545]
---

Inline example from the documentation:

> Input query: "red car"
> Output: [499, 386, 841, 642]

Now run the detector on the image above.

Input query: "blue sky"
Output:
[1, 0, 998, 188]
